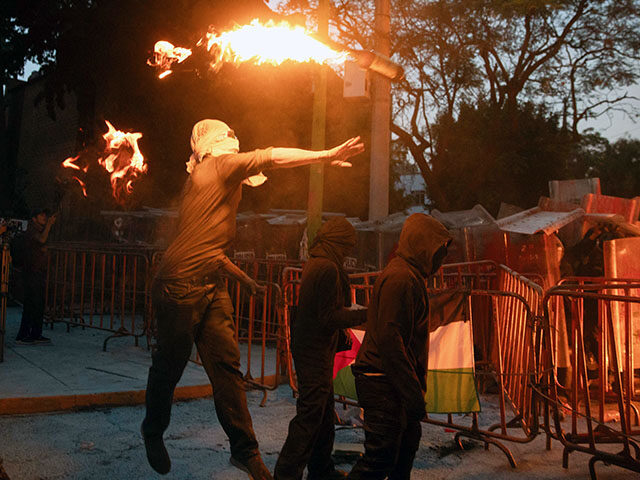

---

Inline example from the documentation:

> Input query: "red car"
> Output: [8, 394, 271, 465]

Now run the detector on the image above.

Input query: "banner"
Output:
[333, 289, 480, 414]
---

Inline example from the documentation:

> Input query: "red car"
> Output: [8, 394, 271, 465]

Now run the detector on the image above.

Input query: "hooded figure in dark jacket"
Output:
[275, 217, 368, 480]
[348, 213, 451, 480]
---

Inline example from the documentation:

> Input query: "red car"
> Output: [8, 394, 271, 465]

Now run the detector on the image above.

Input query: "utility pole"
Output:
[368, 0, 391, 221]
[306, 0, 329, 243]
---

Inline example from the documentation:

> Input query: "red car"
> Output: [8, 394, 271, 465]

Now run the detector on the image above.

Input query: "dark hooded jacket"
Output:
[23, 219, 49, 274]
[292, 217, 367, 372]
[353, 213, 451, 418]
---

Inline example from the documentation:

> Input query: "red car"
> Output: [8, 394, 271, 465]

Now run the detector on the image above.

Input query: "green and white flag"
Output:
[333, 290, 480, 414]
[425, 289, 480, 413]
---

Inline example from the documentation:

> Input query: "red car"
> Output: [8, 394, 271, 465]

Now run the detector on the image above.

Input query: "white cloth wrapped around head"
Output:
[186, 119, 267, 187]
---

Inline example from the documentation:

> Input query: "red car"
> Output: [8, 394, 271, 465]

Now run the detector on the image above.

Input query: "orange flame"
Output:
[99, 121, 148, 204]
[150, 19, 347, 77]
[61, 155, 89, 197]
[60, 121, 148, 204]
[148, 40, 192, 77]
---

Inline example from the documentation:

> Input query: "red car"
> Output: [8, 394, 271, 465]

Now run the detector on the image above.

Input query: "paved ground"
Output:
[0, 306, 638, 479]
[0, 388, 637, 480]
[0, 307, 279, 413]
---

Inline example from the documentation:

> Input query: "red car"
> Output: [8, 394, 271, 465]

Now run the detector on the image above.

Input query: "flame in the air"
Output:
[202, 19, 347, 69]
[100, 121, 148, 204]
[150, 19, 347, 77]
[62, 155, 89, 196]
[148, 40, 192, 78]
[61, 121, 148, 204]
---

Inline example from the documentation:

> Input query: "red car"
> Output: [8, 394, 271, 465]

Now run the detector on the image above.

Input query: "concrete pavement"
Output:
[0, 306, 277, 414]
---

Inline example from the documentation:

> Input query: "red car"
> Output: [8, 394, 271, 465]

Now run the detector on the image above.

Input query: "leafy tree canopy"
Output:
[276, 0, 640, 209]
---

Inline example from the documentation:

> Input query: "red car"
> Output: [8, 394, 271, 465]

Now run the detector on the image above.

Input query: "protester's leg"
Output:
[347, 376, 406, 480]
[306, 386, 338, 479]
[274, 363, 333, 480]
[143, 282, 201, 438]
[195, 285, 260, 461]
[388, 419, 421, 480]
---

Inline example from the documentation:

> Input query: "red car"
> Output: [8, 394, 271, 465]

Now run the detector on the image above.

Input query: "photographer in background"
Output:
[15, 208, 56, 345]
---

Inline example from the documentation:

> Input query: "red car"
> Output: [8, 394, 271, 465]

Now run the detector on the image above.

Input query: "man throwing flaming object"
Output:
[141, 119, 364, 478]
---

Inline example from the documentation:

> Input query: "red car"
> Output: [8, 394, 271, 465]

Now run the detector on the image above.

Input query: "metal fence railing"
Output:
[542, 280, 640, 478]
[5, 243, 640, 478]
[44, 246, 152, 350]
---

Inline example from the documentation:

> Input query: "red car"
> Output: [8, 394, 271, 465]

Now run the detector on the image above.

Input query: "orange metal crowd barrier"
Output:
[224, 277, 291, 405]
[32, 244, 640, 476]
[281, 261, 548, 468]
[422, 269, 544, 469]
[145, 254, 295, 404]
[542, 280, 640, 478]
[44, 246, 152, 350]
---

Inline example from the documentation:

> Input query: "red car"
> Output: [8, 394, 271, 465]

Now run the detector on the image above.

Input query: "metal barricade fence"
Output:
[145, 255, 295, 405]
[281, 261, 546, 468]
[431, 261, 499, 373]
[426, 263, 544, 467]
[45, 246, 152, 350]
[422, 286, 541, 468]
[222, 277, 289, 406]
[542, 281, 640, 479]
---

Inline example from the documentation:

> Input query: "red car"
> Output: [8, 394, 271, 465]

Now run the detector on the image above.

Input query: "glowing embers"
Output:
[61, 121, 148, 205]
[149, 19, 347, 78]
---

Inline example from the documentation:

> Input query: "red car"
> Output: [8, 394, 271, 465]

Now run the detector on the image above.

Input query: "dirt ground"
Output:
[0, 385, 637, 480]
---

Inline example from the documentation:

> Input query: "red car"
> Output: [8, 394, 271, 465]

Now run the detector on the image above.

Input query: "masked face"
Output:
[187, 119, 241, 173]
[430, 244, 449, 275]
[190, 120, 239, 160]
[212, 129, 240, 155]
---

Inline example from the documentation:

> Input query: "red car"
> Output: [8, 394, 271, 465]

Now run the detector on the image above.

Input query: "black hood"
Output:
[396, 213, 452, 277]
[309, 216, 357, 266]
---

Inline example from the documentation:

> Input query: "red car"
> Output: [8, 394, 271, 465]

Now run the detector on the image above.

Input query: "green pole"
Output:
[306, 0, 329, 243]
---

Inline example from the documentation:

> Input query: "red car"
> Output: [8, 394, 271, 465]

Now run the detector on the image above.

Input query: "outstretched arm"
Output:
[270, 137, 364, 169]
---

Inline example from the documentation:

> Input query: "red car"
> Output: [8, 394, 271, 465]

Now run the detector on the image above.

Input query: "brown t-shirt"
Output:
[157, 148, 273, 280]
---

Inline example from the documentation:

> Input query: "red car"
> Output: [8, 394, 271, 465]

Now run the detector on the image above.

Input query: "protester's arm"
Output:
[316, 264, 368, 331]
[271, 137, 364, 169]
[34, 215, 56, 244]
[220, 257, 264, 295]
[373, 275, 425, 421]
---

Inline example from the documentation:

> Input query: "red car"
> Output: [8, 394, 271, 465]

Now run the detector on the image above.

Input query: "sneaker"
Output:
[15, 338, 35, 345]
[33, 336, 52, 344]
[141, 425, 171, 474]
[230, 455, 273, 480]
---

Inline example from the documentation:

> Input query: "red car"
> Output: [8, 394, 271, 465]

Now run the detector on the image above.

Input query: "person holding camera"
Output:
[15, 208, 56, 345]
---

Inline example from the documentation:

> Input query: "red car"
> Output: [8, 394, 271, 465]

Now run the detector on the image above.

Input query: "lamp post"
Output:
[368, 0, 391, 221]
[306, 0, 329, 243]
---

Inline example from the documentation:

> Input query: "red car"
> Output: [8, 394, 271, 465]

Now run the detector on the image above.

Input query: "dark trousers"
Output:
[142, 278, 259, 461]
[347, 375, 422, 480]
[274, 357, 336, 480]
[16, 271, 46, 341]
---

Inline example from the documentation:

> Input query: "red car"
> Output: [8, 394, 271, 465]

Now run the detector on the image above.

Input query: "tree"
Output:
[581, 135, 640, 198]
[430, 101, 576, 214]
[275, 0, 640, 209]
[3, 0, 372, 218]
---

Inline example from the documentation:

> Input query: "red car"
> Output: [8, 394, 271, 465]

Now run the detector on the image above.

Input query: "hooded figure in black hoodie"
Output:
[275, 217, 368, 480]
[348, 213, 451, 480]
